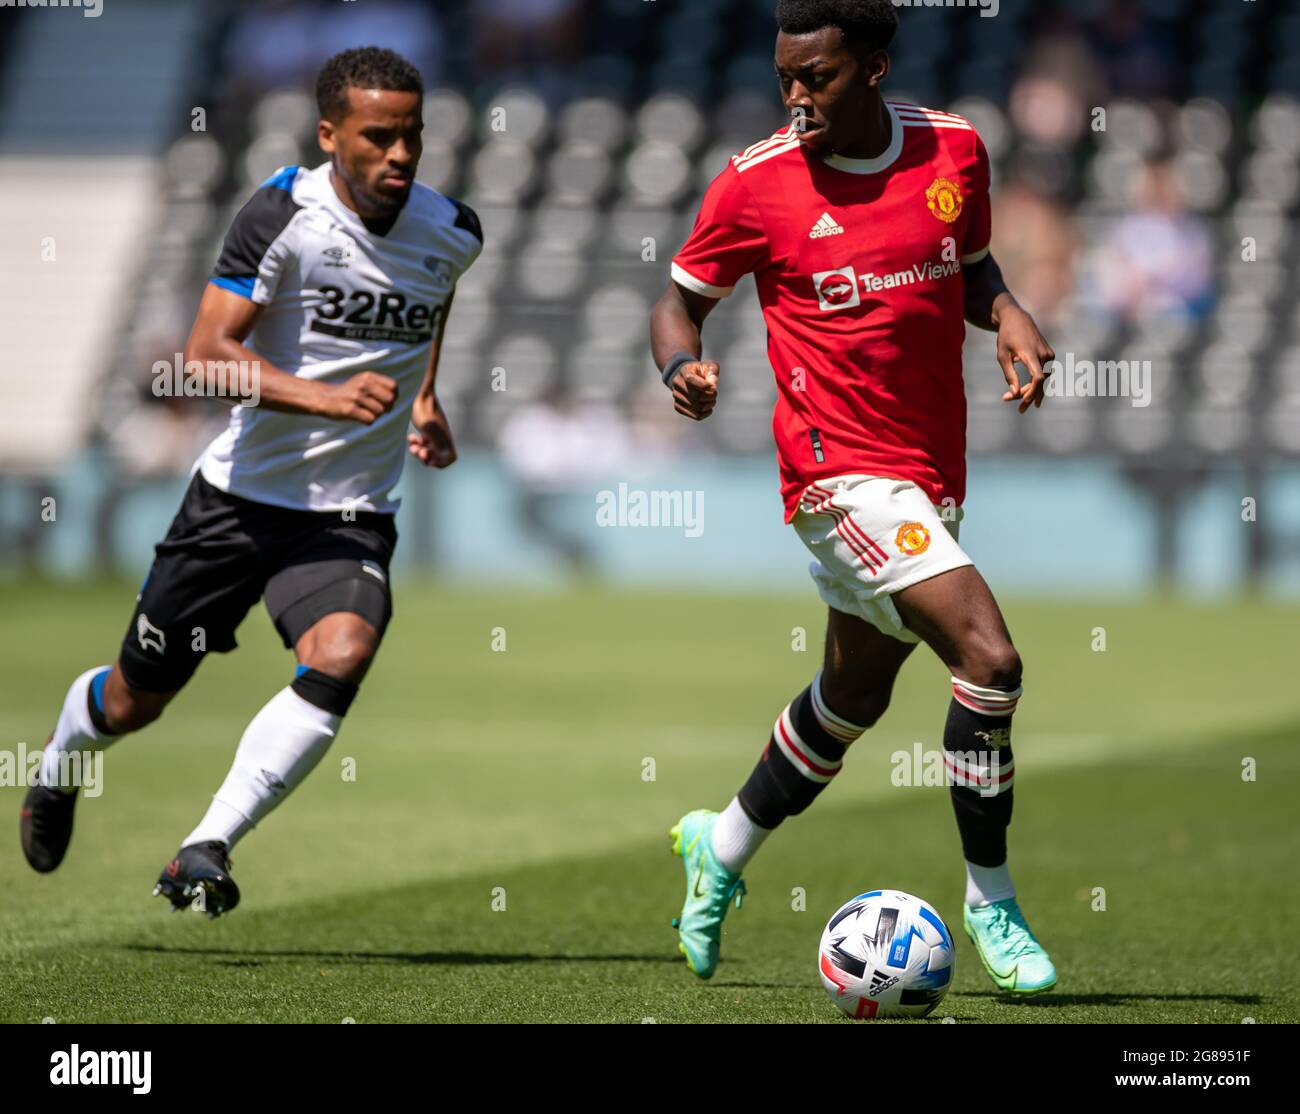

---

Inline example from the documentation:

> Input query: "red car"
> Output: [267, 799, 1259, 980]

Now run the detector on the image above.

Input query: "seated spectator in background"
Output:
[1089, 0, 1178, 101]
[1008, 40, 1099, 149]
[223, 0, 442, 103]
[317, 0, 443, 88]
[497, 392, 629, 577]
[221, 0, 320, 98]
[103, 335, 227, 480]
[472, 0, 585, 95]
[1092, 158, 1214, 325]
[990, 166, 1079, 334]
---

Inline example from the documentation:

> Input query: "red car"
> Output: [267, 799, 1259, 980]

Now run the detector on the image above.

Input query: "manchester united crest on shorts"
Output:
[925, 177, 963, 223]
[895, 522, 931, 555]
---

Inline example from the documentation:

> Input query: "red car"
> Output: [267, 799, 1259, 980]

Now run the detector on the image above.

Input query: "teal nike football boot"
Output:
[669, 809, 746, 979]
[963, 897, 1057, 994]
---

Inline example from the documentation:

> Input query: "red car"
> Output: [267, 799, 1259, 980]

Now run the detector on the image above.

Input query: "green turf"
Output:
[1, 579, 1297, 1022]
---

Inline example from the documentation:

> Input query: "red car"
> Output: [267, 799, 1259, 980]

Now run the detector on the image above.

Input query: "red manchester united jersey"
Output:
[671, 101, 991, 521]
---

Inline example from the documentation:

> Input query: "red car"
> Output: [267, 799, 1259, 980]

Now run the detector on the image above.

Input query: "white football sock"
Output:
[182, 687, 340, 850]
[40, 666, 115, 793]
[710, 797, 770, 874]
[965, 859, 1016, 907]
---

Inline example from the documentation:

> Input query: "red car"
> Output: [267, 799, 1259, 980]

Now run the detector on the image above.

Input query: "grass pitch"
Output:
[1, 580, 1296, 1023]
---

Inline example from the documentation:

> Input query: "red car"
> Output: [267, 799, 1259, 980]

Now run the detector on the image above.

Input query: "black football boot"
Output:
[20, 783, 79, 873]
[153, 841, 241, 917]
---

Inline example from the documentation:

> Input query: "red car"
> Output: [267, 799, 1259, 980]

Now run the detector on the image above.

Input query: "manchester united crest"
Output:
[895, 522, 931, 555]
[925, 177, 963, 224]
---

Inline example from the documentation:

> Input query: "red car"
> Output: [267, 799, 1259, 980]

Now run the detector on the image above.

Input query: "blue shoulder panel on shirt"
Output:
[210, 275, 256, 299]
[211, 174, 303, 296]
[259, 165, 300, 193]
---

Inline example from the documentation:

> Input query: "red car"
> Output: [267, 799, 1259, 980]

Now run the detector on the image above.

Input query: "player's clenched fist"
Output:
[407, 392, 457, 469]
[670, 360, 721, 421]
[321, 370, 399, 424]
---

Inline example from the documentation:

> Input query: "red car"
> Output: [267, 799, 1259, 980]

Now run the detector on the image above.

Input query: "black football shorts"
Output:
[118, 472, 396, 693]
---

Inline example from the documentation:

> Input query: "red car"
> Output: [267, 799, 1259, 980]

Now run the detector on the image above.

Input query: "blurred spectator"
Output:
[991, 173, 1079, 332]
[103, 335, 226, 479]
[472, 0, 585, 100]
[316, 0, 443, 86]
[498, 393, 628, 575]
[1089, 0, 1179, 102]
[96, 338, 229, 571]
[1009, 20, 1103, 147]
[624, 380, 696, 465]
[221, 0, 321, 98]
[1089, 158, 1215, 325]
[108, 391, 216, 478]
[222, 0, 443, 102]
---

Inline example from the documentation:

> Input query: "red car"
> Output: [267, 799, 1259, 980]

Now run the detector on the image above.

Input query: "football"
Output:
[818, 889, 955, 1019]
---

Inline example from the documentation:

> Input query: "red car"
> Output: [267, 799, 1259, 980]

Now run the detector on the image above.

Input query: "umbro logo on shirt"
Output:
[809, 212, 845, 238]
[322, 243, 353, 268]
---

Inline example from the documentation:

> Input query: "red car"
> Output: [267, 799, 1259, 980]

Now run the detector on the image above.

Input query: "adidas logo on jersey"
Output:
[809, 212, 844, 239]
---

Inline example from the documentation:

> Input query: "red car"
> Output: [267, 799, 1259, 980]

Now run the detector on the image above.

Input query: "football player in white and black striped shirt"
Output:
[22, 47, 482, 915]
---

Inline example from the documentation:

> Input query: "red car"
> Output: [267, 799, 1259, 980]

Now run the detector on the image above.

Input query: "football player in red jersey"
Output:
[653, 0, 1059, 995]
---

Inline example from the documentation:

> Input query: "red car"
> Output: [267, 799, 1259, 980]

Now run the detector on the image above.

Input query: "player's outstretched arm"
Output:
[651, 279, 722, 422]
[962, 253, 1055, 414]
[408, 286, 457, 468]
[185, 284, 398, 423]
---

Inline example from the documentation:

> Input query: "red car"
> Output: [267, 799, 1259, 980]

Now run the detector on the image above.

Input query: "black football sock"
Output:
[736, 673, 867, 830]
[944, 676, 1020, 867]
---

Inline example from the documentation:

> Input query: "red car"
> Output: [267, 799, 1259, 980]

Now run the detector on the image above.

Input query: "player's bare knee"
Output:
[299, 626, 379, 684]
[848, 691, 891, 728]
[820, 673, 891, 728]
[291, 629, 370, 716]
[961, 644, 1022, 691]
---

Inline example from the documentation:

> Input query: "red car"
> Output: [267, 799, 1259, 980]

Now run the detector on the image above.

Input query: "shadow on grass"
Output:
[956, 990, 1264, 1007]
[123, 944, 686, 967]
[707, 981, 807, 990]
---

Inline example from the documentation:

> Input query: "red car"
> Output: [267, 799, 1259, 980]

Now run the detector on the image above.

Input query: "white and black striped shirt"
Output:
[197, 162, 482, 512]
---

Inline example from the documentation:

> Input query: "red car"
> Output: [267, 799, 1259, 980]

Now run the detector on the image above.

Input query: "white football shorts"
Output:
[791, 474, 973, 644]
